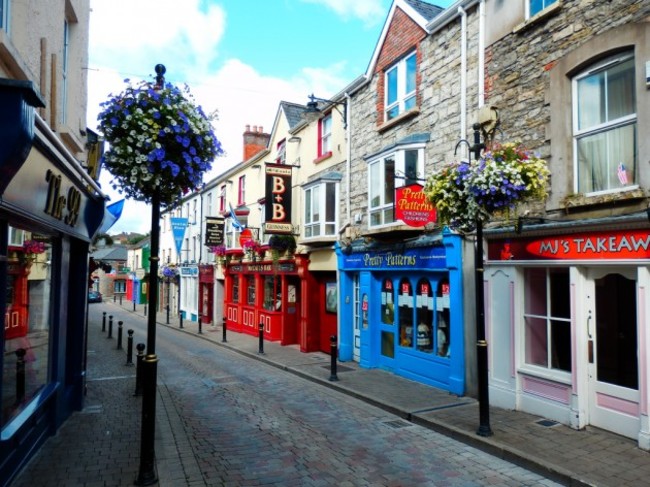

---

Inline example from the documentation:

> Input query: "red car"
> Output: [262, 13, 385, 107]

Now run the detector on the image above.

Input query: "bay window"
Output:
[304, 180, 338, 238]
[368, 146, 424, 227]
[573, 52, 636, 195]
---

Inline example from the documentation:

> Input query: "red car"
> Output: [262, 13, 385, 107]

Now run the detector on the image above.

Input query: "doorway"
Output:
[586, 267, 639, 438]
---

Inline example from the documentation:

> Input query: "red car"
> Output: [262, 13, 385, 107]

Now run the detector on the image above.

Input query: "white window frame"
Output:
[319, 114, 332, 156]
[571, 52, 637, 196]
[303, 180, 339, 239]
[367, 145, 424, 228]
[384, 51, 417, 121]
[225, 219, 242, 249]
[519, 267, 572, 381]
[276, 139, 286, 165]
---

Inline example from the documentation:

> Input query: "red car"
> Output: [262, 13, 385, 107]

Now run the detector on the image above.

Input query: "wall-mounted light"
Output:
[226, 179, 234, 185]
[252, 164, 261, 169]
[288, 136, 301, 143]
[305, 93, 347, 129]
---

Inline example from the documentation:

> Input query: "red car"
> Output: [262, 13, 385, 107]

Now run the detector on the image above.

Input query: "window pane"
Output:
[607, 58, 635, 120]
[386, 67, 398, 105]
[577, 72, 605, 130]
[398, 279, 414, 348]
[381, 331, 395, 358]
[524, 268, 547, 315]
[370, 210, 382, 226]
[312, 185, 320, 223]
[325, 182, 336, 222]
[304, 188, 312, 224]
[384, 157, 395, 204]
[405, 150, 419, 186]
[550, 320, 571, 371]
[406, 53, 416, 94]
[3, 232, 53, 425]
[577, 123, 636, 193]
[369, 162, 381, 209]
[381, 278, 394, 325]
[525, 316, 548, 367]
[404, 95, 416, 112]
[549, 268, 570, 318]
[416, 278, 433, 354]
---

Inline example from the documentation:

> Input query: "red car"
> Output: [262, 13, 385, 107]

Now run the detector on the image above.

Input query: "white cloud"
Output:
[87, 1, 352, 235]
[299, 0, 385, 25]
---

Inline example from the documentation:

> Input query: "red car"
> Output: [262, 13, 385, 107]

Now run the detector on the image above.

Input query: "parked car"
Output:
[88, 291, 102, 303]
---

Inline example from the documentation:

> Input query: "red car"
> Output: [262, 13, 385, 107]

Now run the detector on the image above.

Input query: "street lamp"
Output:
[456, 123, 493, 438]
[305, 93, 347, 128]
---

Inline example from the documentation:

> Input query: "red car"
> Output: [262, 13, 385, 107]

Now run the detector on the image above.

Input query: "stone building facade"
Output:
[481, 0, 650, 447]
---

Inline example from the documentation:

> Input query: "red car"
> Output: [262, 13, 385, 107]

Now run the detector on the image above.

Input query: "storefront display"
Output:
[337, 232, 466, 395]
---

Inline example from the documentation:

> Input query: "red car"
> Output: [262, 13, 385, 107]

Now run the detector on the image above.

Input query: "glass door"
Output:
[586, 267, 639, 439]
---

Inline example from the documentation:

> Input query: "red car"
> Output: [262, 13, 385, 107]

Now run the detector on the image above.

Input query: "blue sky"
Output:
[88, 0, 454, 234]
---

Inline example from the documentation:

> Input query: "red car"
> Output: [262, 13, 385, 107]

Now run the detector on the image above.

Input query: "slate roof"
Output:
[91, 245, 128, 262]
[281, 101, 308, 130]
[405, 0, 443, 21]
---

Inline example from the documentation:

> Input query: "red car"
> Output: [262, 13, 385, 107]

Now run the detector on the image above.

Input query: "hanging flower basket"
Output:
[160, 264, 179, 280]
[21, 239, 46, 267]
[424, 142, 550, 232]
[97, 77, 223, 207]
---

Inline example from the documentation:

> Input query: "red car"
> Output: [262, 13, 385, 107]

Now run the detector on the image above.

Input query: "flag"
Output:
[617, 163, 628, 185]
[229, 203, 245, 231]
[97, 199, 125, 234]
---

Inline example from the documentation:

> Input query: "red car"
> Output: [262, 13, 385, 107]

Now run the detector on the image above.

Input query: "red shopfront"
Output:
[224, 256, 314, 349]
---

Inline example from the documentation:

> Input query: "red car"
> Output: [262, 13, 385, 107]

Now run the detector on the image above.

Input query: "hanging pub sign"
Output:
[204, 216, 224, 246]
[395, 183, 437, 227]
[264, 162, 293, 234]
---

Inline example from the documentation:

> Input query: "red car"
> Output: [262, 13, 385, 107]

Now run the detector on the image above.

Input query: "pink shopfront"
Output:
[484, 224, 650, 449]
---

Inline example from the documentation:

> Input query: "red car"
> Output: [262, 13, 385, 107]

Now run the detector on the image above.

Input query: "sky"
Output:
[87, 0, 454, 235]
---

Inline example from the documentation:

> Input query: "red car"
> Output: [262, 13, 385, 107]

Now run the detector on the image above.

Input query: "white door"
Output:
[352, 274, 361, 362]
[586, 267, 639, 439]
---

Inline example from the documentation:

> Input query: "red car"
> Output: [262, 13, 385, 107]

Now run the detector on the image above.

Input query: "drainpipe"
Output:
[458, 5, 468, 159]
[345, 92, 352, 225]
[478, 0, 485, 107]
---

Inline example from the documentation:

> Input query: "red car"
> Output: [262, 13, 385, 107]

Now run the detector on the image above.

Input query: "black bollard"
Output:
[198, 319, 202, 335]
[329, 335, 339, 381]
[117, 321, 124, 350]
[126, 329, 134, 365]
[113, 294, 116, 303]
[133, 300, 136, 312]
[102, 311, 107, 332]
[119, 294, 123, 305]
[144, 304, 147, 317]
[222, 316, 227, 343]
[179, 312, 183, 329]
[166, 303, 170, 325]
[107, 315, 113, 339]
[134, 343, 146, 396]
[258, 322, 264, 354]
[15, 348, 26, 403]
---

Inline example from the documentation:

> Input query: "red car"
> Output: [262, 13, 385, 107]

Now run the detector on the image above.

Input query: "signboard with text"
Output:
[204, 216, 224, 246]
[263, 163, 293, 234]
[395, 184, 436, 227]
[489, 229, 650, 261]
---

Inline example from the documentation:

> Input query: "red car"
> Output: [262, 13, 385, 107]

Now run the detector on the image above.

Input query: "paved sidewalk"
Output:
[10, 300, 650, 487]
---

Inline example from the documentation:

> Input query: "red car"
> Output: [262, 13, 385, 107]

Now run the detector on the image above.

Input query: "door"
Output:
[378, 277, 396, 369]
[352, 274, 361, 362]
[586, 267, 639, 438]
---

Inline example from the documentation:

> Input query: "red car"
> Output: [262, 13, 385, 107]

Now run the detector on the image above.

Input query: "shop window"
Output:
[380, 278, 394, 324]
[524, 268, 571, 372]
[263, 276, 281, 311]
[573, 52, 636, 195]
[246, 275, 255, 306]
[3, 229, 53, 426]
[416, 279, 433, 353]
[436, 280, 450, 357]
[114, 280, 126, 294]
[398, 278, 414, 348]
[232, 276, 239, 303]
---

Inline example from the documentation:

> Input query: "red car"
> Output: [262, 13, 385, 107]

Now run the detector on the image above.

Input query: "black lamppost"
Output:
[465, 123, 493, 438]
[135, 64, 166, 486]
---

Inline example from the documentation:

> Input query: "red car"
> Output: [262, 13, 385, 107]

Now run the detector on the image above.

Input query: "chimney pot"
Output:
[245, 124, 250, 132]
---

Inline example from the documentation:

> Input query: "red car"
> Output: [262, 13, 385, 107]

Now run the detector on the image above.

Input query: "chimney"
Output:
[243, 124, 270, 161]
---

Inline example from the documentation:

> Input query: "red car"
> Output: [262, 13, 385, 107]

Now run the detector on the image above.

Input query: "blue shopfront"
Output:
[336, 232, 465, 395]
